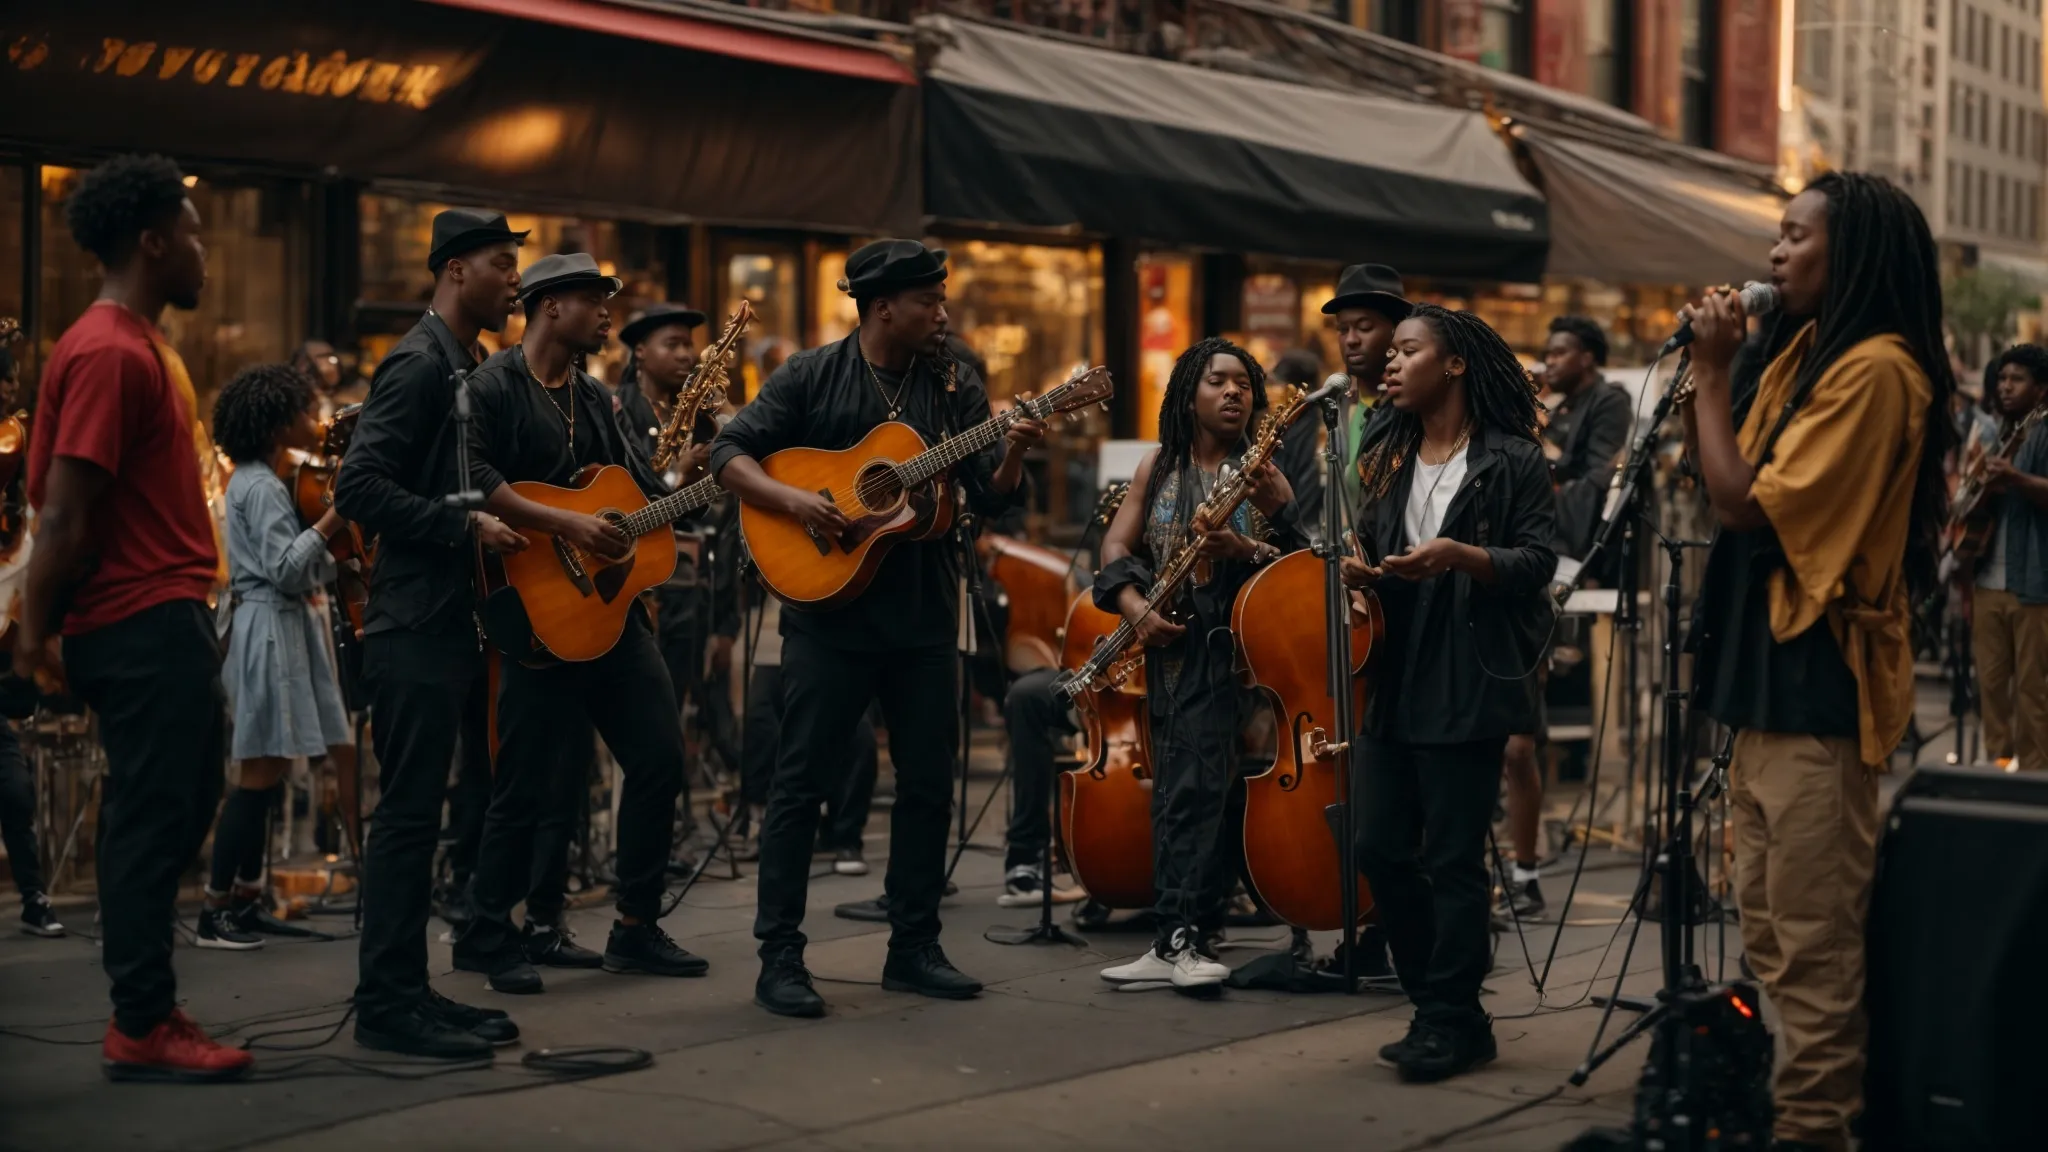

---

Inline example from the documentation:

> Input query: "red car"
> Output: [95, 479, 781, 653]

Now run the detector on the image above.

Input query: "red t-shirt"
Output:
[26, 302, 218, 635]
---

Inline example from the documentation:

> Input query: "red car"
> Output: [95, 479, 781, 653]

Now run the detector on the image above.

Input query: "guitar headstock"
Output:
[1030, 366, 1113, 419]
[1092, 480, 1131, 526]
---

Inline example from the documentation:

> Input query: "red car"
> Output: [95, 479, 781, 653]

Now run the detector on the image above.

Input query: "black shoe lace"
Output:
[638, 922, 684, 956]
[771, 948, 815, 987]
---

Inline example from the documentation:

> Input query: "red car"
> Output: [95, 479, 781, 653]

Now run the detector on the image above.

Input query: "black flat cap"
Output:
[619, 302, 709, 348]
[1323, 263, 1412, 319]
[427, 207, 528, 272]
[838, 239, 948, 298]
[517, 253, 623, 303]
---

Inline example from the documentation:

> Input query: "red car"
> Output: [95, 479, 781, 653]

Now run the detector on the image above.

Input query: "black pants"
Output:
[356, 629, 481, 1016]
[207, 784, 275, 894]
[442, 666, 495, 891]
[0, 722, 45, 896]
[1149, 684, 1246, 944]
[740, 661, 877, 847]
[522, 716, 594, 927]
[754, 635, 952, 958]
[468, 612, 682, 945]
[63, 600, 226, 1035]
[1353, 734, 1506, 1022]
[1002, 668, 1075, 871]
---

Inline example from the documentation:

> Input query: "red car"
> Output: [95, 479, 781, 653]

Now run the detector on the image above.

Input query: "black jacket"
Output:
[463, 346, 666, 499]
[333, 312, 479, 637]
[710, 333, 1023, 652]
[1543, 380, 1633, 560]
[1356, 429, 1557, 744]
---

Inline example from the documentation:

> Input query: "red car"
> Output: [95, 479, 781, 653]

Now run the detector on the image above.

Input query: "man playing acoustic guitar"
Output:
[712, 240, 1045, 1017]
[451, 253, 706, 993]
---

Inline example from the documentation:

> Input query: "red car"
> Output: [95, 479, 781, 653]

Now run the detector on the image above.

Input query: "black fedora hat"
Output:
[427, 207, 528, 272]
[619, 302, 710, 348]
[1322, 263, 1412, 319]
[838, 239, 948, 299]
[516, 253, 623, 304]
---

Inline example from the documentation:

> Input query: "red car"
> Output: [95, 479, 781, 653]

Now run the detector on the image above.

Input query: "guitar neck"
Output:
[898, 413, 1010, 489]
[620, 475, 720, 538]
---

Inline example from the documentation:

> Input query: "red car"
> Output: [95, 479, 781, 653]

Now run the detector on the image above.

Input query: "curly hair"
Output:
[212, 363, 314, 465]
[1995, 343, 2048, 398]
[64, 154, 189, 268]
[1357, 304, 1543, 500]
[1154, 337, 1268, 483]
[1547, 315, 1609, 366]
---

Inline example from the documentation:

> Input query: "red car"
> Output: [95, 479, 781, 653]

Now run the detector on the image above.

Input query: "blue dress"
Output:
[222, 466, 353, 760]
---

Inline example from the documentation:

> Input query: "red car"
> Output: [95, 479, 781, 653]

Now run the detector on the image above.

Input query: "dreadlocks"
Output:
[1754, 171, 1956, 600]
[1355, 304, 1543, 500]
[1152, 337, 1268, 484]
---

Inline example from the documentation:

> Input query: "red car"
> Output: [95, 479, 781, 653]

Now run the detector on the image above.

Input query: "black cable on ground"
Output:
[1387, 1085, 1570, 1152]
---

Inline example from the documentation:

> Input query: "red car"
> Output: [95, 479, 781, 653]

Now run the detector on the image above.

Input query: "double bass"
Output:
[1231, 550, 1382, 929]
[1056, 482, 1155, 910]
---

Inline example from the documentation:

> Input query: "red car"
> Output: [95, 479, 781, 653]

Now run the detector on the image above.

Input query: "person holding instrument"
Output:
[1340, 304, 1555, 1083]
[1094, 338, 1307, 991]
[1684, 172, 1951, 1152]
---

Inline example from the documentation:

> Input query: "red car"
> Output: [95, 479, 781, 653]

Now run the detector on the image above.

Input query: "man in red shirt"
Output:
[14, 154, 250, 1083]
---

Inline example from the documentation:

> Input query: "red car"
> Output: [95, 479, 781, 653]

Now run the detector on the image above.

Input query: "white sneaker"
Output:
[1100, 946, 1175, 984]
[1166, 928, 1228, 987]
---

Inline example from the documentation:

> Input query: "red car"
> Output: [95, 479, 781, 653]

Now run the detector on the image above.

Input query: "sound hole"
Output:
[853, 460, 907, 515]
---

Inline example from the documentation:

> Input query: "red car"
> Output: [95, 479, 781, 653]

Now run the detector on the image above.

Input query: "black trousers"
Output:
[442, 666, 495, 890]
[0, 722, 45, 895]
[1148, 683, 1246, 943]
[356, 628, 481, 1015]
[64, 600, 226, 1034]
[1002, 668, 1075, 871]
[754, 635, 953, 958]
[522, 716, 594, 927]
[740, 661, 877, 847]
[469, 611, 682, 944]
[1353, 734, 1506, 1022]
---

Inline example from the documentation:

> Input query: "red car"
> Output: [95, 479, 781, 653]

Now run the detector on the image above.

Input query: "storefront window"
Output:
[717, 240, 800, 404]
[1136, 252, 1196, 441]
[940, 239, 1105, 530]
[1479, 0, 1525, 73]
[38, 167, 304, 418]
[1238, 272, 1301, 375]
[813, 247, 859, 351]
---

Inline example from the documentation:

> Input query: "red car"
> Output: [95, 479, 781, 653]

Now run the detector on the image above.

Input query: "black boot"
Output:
[881, 942, 983, 1000]
[602, 921, 709, 977]
[755, 947, 826, 1018]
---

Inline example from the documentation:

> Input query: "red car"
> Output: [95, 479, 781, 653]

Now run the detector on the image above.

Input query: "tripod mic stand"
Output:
[1315, 387, 1363, 992]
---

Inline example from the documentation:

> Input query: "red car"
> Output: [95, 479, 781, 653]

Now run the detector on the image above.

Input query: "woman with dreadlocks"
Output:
[1338, 303, 1556, 1082]
[1683, 172, 1951, 1152]
[1093, 338, 1308, 990]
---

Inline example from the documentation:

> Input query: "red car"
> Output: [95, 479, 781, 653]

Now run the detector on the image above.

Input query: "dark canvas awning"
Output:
[0, 0, 919, 235]
[920, 17, 1548, 281]
[1520, 129, 1786, 286]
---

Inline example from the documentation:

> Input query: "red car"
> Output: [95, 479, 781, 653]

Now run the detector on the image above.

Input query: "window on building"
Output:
[1586, 0, 1626, 107]
[2002, 100, 2011, 153]
[1951, 0, 1960, 55]
[1981, 168, 1991, 227]
[1948, 160, 1958, 224]
[1999, 175, 2010, 234]
[1370, 0, 1423, 42]
[1681, 0, 1713, 147]
[1965, 6, 1975, 61]
[1926, 43, 1938, 86]
[1801, 0, 1835, 89]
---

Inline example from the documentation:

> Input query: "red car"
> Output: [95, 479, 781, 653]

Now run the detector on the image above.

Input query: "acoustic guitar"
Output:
[741, 366, 1113, 608]
[1946, 399, 2048, 569]
[476, 469, 722, 662]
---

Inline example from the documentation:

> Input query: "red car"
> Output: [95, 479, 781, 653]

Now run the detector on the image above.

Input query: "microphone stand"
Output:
[1315, 388, 1362, 993]
[443, 370, 488, 513]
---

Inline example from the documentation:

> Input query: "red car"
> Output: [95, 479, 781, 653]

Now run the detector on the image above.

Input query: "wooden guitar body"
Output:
[1232, 550, 1382, 931]
[741, 422, 951, 608]
[1057, 591, 1156, 910]
[981, 534, 1078, 673]
[480, 464, 678, 663]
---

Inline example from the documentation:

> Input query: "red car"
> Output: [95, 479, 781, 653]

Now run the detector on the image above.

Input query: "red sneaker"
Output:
[102, 1010, 255, 1083]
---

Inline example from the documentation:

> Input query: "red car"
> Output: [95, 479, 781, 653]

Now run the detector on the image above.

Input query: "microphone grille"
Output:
[1324, 373, 1350, 391]
[1739, 280, 1780, 316]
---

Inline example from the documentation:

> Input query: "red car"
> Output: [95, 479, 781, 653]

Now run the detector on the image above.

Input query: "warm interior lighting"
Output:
[182, 174, 199, 188]
[456, 106, 567, 172]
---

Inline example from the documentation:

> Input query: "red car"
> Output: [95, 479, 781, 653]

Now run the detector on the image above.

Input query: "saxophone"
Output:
[651, 300, 755, 472]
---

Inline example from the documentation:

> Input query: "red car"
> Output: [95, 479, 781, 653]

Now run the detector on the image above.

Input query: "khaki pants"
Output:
[1729, 731, 1879, 1151]
[1973, 586, 2048, 769]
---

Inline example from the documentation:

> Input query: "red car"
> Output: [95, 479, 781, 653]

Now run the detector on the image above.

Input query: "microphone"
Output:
[1303, 373, 1350, 406]
[1659, 281, 1779, 355]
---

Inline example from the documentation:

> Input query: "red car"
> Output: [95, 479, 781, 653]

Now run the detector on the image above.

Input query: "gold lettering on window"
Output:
[330, 56, 370, 97]
[191, 49, 225, 84]
[361, 61, 400, 103]
[227, 53, 261, 86]
[392, 64, 441, 110]
[157, 46, 194, 80]
[92, 39, 125, 73]
[305, 50, 344, 95]
[115, 41, 156, 77]
[8, 35, 49, 70]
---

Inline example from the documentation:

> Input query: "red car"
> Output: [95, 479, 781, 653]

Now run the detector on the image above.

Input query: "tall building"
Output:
[1784, 0, 1943, 214]
[1937, 0, 2048, 262]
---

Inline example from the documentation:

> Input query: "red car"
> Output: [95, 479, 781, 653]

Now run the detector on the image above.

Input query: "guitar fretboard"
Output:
[620, 474, 721, 538]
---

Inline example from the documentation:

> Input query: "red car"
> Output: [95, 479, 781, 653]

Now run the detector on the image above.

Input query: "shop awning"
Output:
[920, 17, 1549, 281]
[416, 0, 916, 85]
[1520, 129, 1786, 286]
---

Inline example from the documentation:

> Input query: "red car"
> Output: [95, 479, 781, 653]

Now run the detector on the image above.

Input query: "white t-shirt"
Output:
[1404, 444, 1470, 546]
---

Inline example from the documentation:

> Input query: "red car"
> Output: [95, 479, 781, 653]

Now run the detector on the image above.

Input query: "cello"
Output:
[1232, 549, 1383, 930]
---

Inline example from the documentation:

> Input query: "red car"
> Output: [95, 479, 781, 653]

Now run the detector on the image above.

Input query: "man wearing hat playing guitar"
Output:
[335, 207, 529, 1058]
[712, 240, 1044, 1017]
[452, 253, 705, 993]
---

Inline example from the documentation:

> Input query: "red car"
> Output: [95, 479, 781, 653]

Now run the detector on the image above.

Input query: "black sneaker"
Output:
[424, 989, 519, 1047]
[755, 948, 826, 1018]
[997, 865, 1043, 908]
[602, 921, 709, 977]
[232, 896, 319, 938]
[1493, 878, 1547, 928]
[19, 892, 65, 938]
[453, 932, 544, 995]
[832, 845, 869, 876]
[1377, 1017, 1428, 1066]
[1073, 899, 1112, 931]
[1395, 1015, 1497, 1083]
[355, 1003, 494, 1060]
[881, 942, 983, 1000]
[194, 906, 264, 951]
[524, 920, 603, 969]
